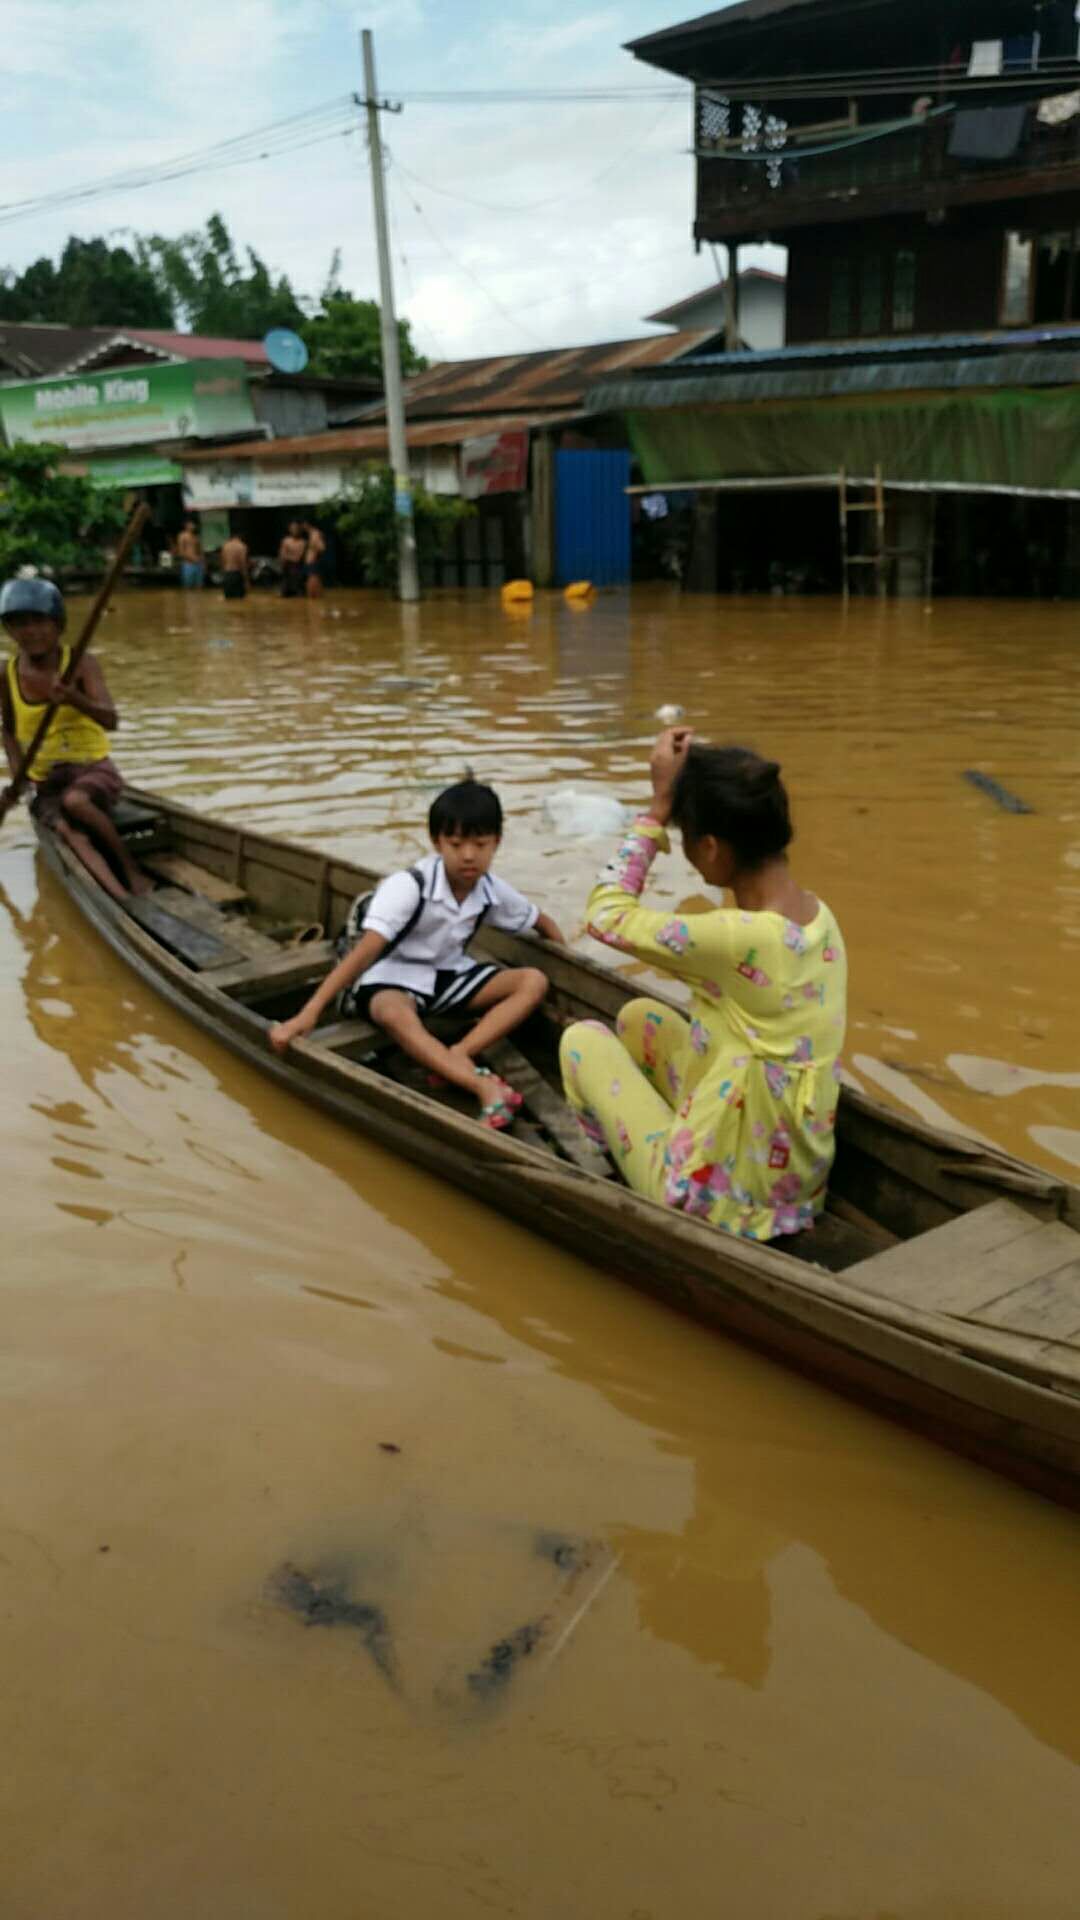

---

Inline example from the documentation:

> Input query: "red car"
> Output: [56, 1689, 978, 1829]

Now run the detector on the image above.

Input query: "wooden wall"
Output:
[786, 196, 1080, 343]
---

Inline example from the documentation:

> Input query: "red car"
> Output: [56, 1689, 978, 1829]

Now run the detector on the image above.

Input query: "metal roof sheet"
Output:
[587, 347, 1080, 412]
[178, 411, 580, 465]
[386, 331, 714, 420]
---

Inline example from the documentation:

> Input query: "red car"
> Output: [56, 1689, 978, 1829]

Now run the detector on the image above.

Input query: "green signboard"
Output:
[0, 358, 256, 452]
[76, 452, 185, 490]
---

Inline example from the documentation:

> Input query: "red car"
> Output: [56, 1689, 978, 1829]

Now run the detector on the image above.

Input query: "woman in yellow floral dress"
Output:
[560, 730, 848, 1242]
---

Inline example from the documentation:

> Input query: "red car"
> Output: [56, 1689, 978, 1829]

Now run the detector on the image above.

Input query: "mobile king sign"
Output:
[0, 359, 257, 452]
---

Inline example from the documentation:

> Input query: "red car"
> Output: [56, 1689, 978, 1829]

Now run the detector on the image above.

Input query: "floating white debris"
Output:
[542, 787, 629, 838]
[654, 703, 685, 726]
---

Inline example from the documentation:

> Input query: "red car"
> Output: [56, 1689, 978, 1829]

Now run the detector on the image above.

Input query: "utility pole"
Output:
[361, 28, 419, 602]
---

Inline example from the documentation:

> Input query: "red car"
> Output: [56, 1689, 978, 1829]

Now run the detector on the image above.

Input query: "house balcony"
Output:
[696, 94, 1080, 240]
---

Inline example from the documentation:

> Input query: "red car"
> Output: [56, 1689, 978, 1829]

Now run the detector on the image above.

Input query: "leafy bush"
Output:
[326, 465, 473, 589]
[0, 444, 125, 577]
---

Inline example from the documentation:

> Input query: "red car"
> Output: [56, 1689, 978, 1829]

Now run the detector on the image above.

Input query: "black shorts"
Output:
[222, 569, 246, 600]
[341, 961, 500, 1022]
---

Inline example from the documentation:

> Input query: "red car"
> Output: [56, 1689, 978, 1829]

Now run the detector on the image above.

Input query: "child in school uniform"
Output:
[269, 778, 565, 1129]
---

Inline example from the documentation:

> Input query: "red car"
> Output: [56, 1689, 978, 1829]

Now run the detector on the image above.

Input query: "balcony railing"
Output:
[695, 91, 1080, 235]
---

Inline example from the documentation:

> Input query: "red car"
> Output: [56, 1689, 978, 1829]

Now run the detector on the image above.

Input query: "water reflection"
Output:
[3, 586, 1080, 1917]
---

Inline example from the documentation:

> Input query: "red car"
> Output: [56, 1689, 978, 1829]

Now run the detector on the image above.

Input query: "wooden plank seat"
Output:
[844, 1200, 1080, 1339]
[142, 851, 247, 906]
[210, 942, 337, 998]
[124, 894, 246, 970]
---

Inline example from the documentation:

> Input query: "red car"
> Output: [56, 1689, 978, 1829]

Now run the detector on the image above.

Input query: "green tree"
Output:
[142, 213, 306, 338]
[0, 236, 173, 328]
[326, 466, 472, 589]
[300, 253, 427, 381]
[0, 444, 125, 576]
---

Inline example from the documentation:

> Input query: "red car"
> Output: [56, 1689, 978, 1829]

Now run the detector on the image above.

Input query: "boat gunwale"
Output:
[27, 792, 1080, 1498]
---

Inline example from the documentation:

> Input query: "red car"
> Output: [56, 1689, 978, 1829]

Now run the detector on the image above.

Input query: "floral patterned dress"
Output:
[558, 815, 848, 1241]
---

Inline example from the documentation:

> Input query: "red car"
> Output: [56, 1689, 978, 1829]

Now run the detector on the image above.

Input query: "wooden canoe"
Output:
[32, 788, 1080, 1507]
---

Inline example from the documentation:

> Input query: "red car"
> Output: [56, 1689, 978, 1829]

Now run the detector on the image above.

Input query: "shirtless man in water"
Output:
[221, 531, 249, 601]
[302, 520, 327, 599]
[176, 519, 204, 589]
[278, 522, 306, 598]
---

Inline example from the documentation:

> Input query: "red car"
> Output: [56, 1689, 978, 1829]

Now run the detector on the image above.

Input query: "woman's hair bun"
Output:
[741, 758, 781, 795]
[671, 744, 793, 866]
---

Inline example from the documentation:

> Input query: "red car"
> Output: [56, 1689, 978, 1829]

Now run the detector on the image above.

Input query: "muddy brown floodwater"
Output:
[2, 584, 1080, 1920]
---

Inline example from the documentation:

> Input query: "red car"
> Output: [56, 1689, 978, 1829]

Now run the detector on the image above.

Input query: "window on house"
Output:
[1001, 231, 1035, 325]
[829, 259, 851, 336]
[861, 255, 883, 335]
[893, 250, 917, 331]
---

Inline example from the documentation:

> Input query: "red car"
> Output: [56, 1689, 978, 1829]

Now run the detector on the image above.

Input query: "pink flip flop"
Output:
[476, 1068, 523, 1131]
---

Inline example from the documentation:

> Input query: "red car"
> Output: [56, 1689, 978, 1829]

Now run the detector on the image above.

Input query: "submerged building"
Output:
[601, 0, 1080, 594]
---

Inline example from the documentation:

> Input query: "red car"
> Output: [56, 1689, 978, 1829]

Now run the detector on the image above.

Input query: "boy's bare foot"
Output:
[128, 869, 153, 896]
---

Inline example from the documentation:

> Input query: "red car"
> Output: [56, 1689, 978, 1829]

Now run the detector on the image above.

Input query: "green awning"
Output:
[624, 387, 1080, 495]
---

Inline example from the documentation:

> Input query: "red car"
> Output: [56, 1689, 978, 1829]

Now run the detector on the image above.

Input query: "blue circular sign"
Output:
[263, 328, 309, 374]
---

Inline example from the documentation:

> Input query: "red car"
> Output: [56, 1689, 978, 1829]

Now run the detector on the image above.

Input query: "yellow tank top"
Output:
[5, 644, 111, 781]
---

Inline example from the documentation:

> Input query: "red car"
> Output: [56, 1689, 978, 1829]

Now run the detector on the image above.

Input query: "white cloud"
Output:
[497, 9, 622, 61]
[0, 0, 785, 361]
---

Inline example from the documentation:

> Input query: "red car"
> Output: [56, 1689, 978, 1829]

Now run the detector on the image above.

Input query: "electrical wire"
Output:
[698, 60, 1080, 104]
[0, 99, 358, 228]
[391, 96, 685, 216]
[387, 170, 448, 363]
[386, 86, 688, 102]
[389, 163, 548, 347]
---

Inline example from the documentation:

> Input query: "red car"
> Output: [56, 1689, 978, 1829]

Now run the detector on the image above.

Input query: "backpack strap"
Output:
[338, 866, 427, 965]
[380, 866, 426, 957]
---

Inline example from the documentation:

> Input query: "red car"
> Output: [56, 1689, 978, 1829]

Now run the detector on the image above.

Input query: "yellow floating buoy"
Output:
[501, 579, 534, 607]
[563, 580, 595, 602]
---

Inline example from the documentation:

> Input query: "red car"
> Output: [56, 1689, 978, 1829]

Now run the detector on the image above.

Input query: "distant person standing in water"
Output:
[220, 531, 249, 601]
[303, 520, 326, 599]
[176, 519, 204, 589]
[278, 522, 306, 598]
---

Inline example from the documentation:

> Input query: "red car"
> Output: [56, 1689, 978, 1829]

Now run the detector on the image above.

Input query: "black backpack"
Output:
[335, 866, 427, 966]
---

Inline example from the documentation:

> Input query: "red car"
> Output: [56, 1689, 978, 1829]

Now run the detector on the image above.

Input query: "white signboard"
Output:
[183, 458, 345, 511]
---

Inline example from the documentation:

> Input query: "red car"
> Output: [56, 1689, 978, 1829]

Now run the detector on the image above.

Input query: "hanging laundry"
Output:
[948, 104, 1029, 160]
[1038, 89, 1080, 125]
[968, 39, 1004, 75]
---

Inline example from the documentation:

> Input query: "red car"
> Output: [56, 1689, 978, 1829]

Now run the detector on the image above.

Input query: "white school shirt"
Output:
[359, 852, 539, 996]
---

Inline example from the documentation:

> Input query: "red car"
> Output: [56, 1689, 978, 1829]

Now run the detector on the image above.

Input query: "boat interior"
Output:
[62, 794, 1079, 1358]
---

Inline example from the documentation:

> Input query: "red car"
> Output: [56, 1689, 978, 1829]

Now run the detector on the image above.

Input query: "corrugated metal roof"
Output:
[178, 411, 579, 465]
[587, 348, 1080, 412]
[0, 323, 119, 379]
[66, 329, 268, 371]
[0, 321, 269, 381]
[387, 331, 713, 420]
[673, 322, 1080, 370]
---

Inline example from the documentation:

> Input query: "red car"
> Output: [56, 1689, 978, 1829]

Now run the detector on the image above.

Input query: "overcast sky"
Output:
[0, 0, 783, 362]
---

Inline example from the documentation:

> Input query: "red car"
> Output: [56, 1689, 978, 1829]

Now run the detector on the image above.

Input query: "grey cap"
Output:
[0, 577, 66, 629]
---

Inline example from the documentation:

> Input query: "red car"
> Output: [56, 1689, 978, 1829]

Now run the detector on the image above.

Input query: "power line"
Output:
[0, 99, 357, 229]
[386, 86, 689, 103]
[391, 96, 685, 217]
[392, 171, 548, 348]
